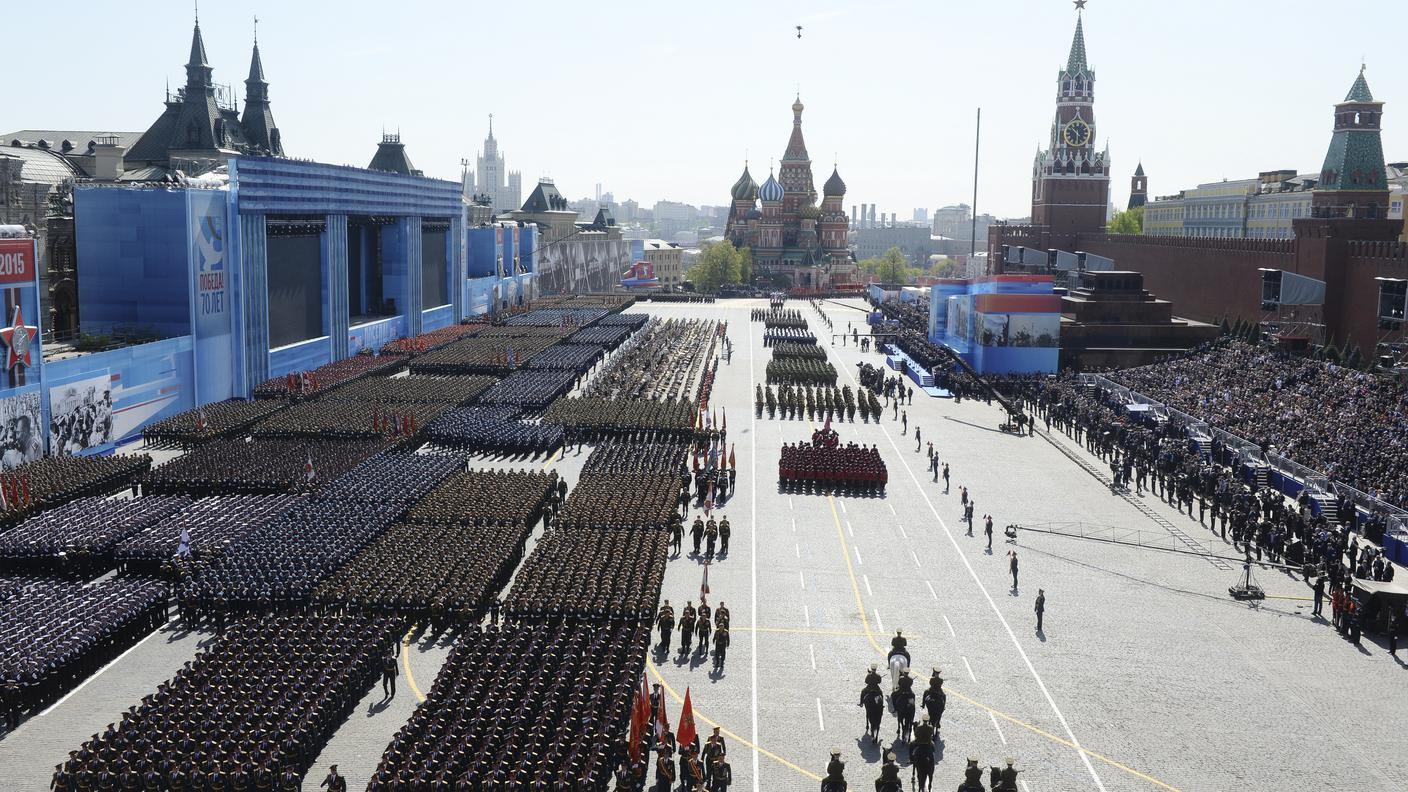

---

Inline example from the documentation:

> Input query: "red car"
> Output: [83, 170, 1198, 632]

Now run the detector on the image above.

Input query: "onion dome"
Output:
[730, 165, 758, 201]
[823, 166, 846, 197]
[799, 205, 821, 220]
[758, 172, 784, 203]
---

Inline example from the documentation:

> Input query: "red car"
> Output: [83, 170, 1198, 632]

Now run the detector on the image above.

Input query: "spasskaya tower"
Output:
[1031, 1, 1110, 250]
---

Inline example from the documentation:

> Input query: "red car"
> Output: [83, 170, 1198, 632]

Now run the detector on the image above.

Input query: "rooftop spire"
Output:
[1344, 63, 1374, 103]
[1066, 6, 1088, 74]
[783, 95, 809, 162]
[188, 16, 209, 68]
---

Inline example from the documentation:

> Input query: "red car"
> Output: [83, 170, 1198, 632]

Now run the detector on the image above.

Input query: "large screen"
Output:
[421, 229, 449, 308]
[267, 234, 324, 348]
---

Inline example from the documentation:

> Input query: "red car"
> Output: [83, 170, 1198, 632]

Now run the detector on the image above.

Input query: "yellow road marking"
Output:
[823, 495, 1183, 792]
[647, 657, 822, 782]
[542, 446, 565, 469]
[742, 625, 923, 639]
[402, 628, 427, 702]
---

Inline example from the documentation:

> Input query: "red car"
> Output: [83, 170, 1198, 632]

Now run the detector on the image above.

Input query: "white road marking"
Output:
[789, 497, 794, 510]
[943, 614, 956, 637]
[809, 643, 817, 671]
[817, 698, 826, 731]
[748, 311, 760, 792]
[791, 517, 796, 533]
[845, 519, 854, 538]
[897, 523, 908, 539]
[879, 425, 1108, 792]
[989, 711, 1008, 745]
[34, 623, 169, 719]
[803, 604, 811, 627]
[888, 503, 896, 514]
[1020, 781, 1033, 792]
[925, 580, 938, 600]
[794, 543, 800, 559]
[799, 570, 806, 590]
[862, 573, 873, 596]
[839, 500, 847, 514]
[910, 549, 922, 568]
[874, 608, 885, 634]
[854, 545, 863, 565]
[962, 655, 977, 682]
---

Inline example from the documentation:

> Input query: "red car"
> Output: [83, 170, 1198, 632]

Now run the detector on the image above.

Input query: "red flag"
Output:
[19, 476, 30, 506]
[627, 682, 645, 763]
[654, 687, 670, 742]
[304, 452, 316, 483]
[721, 407, 726, 431]
[729, 445, 736, 470]
[676, 688, 697, 748]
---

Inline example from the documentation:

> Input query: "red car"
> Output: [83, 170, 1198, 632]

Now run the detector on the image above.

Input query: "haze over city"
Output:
[7, 0, 1404, 216]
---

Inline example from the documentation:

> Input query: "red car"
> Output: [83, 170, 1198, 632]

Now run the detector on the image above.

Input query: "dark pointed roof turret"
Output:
[823, 166, 846, 197]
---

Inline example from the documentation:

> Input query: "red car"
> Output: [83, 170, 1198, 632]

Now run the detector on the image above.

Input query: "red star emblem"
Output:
[0, 306, 38, 370]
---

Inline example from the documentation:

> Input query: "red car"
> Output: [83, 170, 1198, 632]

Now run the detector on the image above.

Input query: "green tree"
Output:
[859, 246, 919, 284]
[738, 246, 754, 285]
[1108, 205, 1144, 235]
[928, 256, 962, 278]
[687, 240, 743, 293]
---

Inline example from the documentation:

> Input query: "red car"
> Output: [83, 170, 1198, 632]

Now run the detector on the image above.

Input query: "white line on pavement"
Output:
[845, 519, 854, 538]
[803, 604, 811, 627]
[962, 655, 977, 682]
[791, 517, 796, 533]
[898, 523, 908, 539]
[877, 424, 1109, 791]
[854, 545, 863, 565]
[911, 549, 922, 568]
[863, 573, 873, 596]
[887, 503, 896, 515]
[748, 311, 760, 792]
[943, 614, 956, 638]
[809, 644, 817, 671]
[1020, 781, 1032, 792]
[799, 570, 805, 590]
[925, 580, 938, 600]
[794, 543, 800, 558]
[817, 698, 826, 731]
[789, 497, 794, 510]
[989, 711, 1008, 745]
[874, 608, 885, 634]
[34, 623, 169, 720]
[839, 500, 847, 514]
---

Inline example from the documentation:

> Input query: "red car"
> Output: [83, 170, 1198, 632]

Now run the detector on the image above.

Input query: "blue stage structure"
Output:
[0, 158, 533, 467]
[927, 275, 1061, 375]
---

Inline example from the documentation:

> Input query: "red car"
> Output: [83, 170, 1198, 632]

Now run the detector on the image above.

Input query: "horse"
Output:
[910, 741, 935, 792]
[859, 687, 884, 744]
[891, 686, 915, 744]
[887, 651, 909, 692]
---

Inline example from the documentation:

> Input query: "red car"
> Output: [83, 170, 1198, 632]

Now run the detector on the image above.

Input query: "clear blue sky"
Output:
[6, 0, 1404, 219]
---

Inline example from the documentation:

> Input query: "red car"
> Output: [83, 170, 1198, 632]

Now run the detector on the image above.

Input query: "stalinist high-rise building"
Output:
[462, 116, 521, 215]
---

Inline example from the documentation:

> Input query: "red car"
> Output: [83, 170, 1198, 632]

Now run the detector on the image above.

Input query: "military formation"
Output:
[0, 454, 151, 527]
[0, 494, 190, 575]
[1, 577, 169, 734]
[252, 355, 405, 400]
[543, 397, 698, 438]
[49, 616, 398, 792]
[143, 436, 391, 497]
[778, 429, 888, 495]
[318, 375, 498, 407]
[478, 369, 580, 410]
[423, 405, 566, 456]
[141, 400, 285, 448]
[759, 383, 880, 423]
[405, 469, 558, 527]
[114, 494, 300, 574]
[585, 319, 720, 402]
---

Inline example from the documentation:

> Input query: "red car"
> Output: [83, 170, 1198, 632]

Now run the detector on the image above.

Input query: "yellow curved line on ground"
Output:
[825, 496, 1183, 792]
[646, 657, 823, 782]
[403, 628, 427, 702]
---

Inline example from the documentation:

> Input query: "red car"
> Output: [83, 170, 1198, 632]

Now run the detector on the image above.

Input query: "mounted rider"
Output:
[874, 752, 901, 792]
[822, 749, 846, 792]
[922, 670, 946, 730]
[990, 759, 1020, 792]
[864, 665, 882, 688]
[911, 714, 935, 749]
[888, 631, 909, 666]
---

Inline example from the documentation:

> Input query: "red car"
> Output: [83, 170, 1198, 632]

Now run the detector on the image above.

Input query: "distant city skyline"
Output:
[5, 0, 1404, 218]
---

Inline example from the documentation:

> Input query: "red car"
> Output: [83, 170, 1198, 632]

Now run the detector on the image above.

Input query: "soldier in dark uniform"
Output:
[822, 749, 846, 792]
[703, 727, 726, 782]
[704, 519, 718, 560]
[657, 601, 675, 652]
[718, 518, 731, 556]
[669, 517, 684, 556]
[864, 664, 883, 688]
[712, 627, 729, 672]
[874, 752, 901, 792]
[320, 765, 347, 792]
[679, 601, 697, 655]
[381, 649, 398, 700]
[991, 759, 1019, 792]
[690, 518, 705, 556]
[2, 677, 21, 731]
[707, 756, 731, 792]
[653, 746, 675, 792]
[714, 602, 730, 631]
[911, 714, 935, 747]
[922, 670, 946, 730]
[958, 758, 985, 791]
[696, 610, 711, 655]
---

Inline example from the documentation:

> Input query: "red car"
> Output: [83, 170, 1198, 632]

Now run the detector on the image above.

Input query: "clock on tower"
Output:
[1062, 118, 1091, 147]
